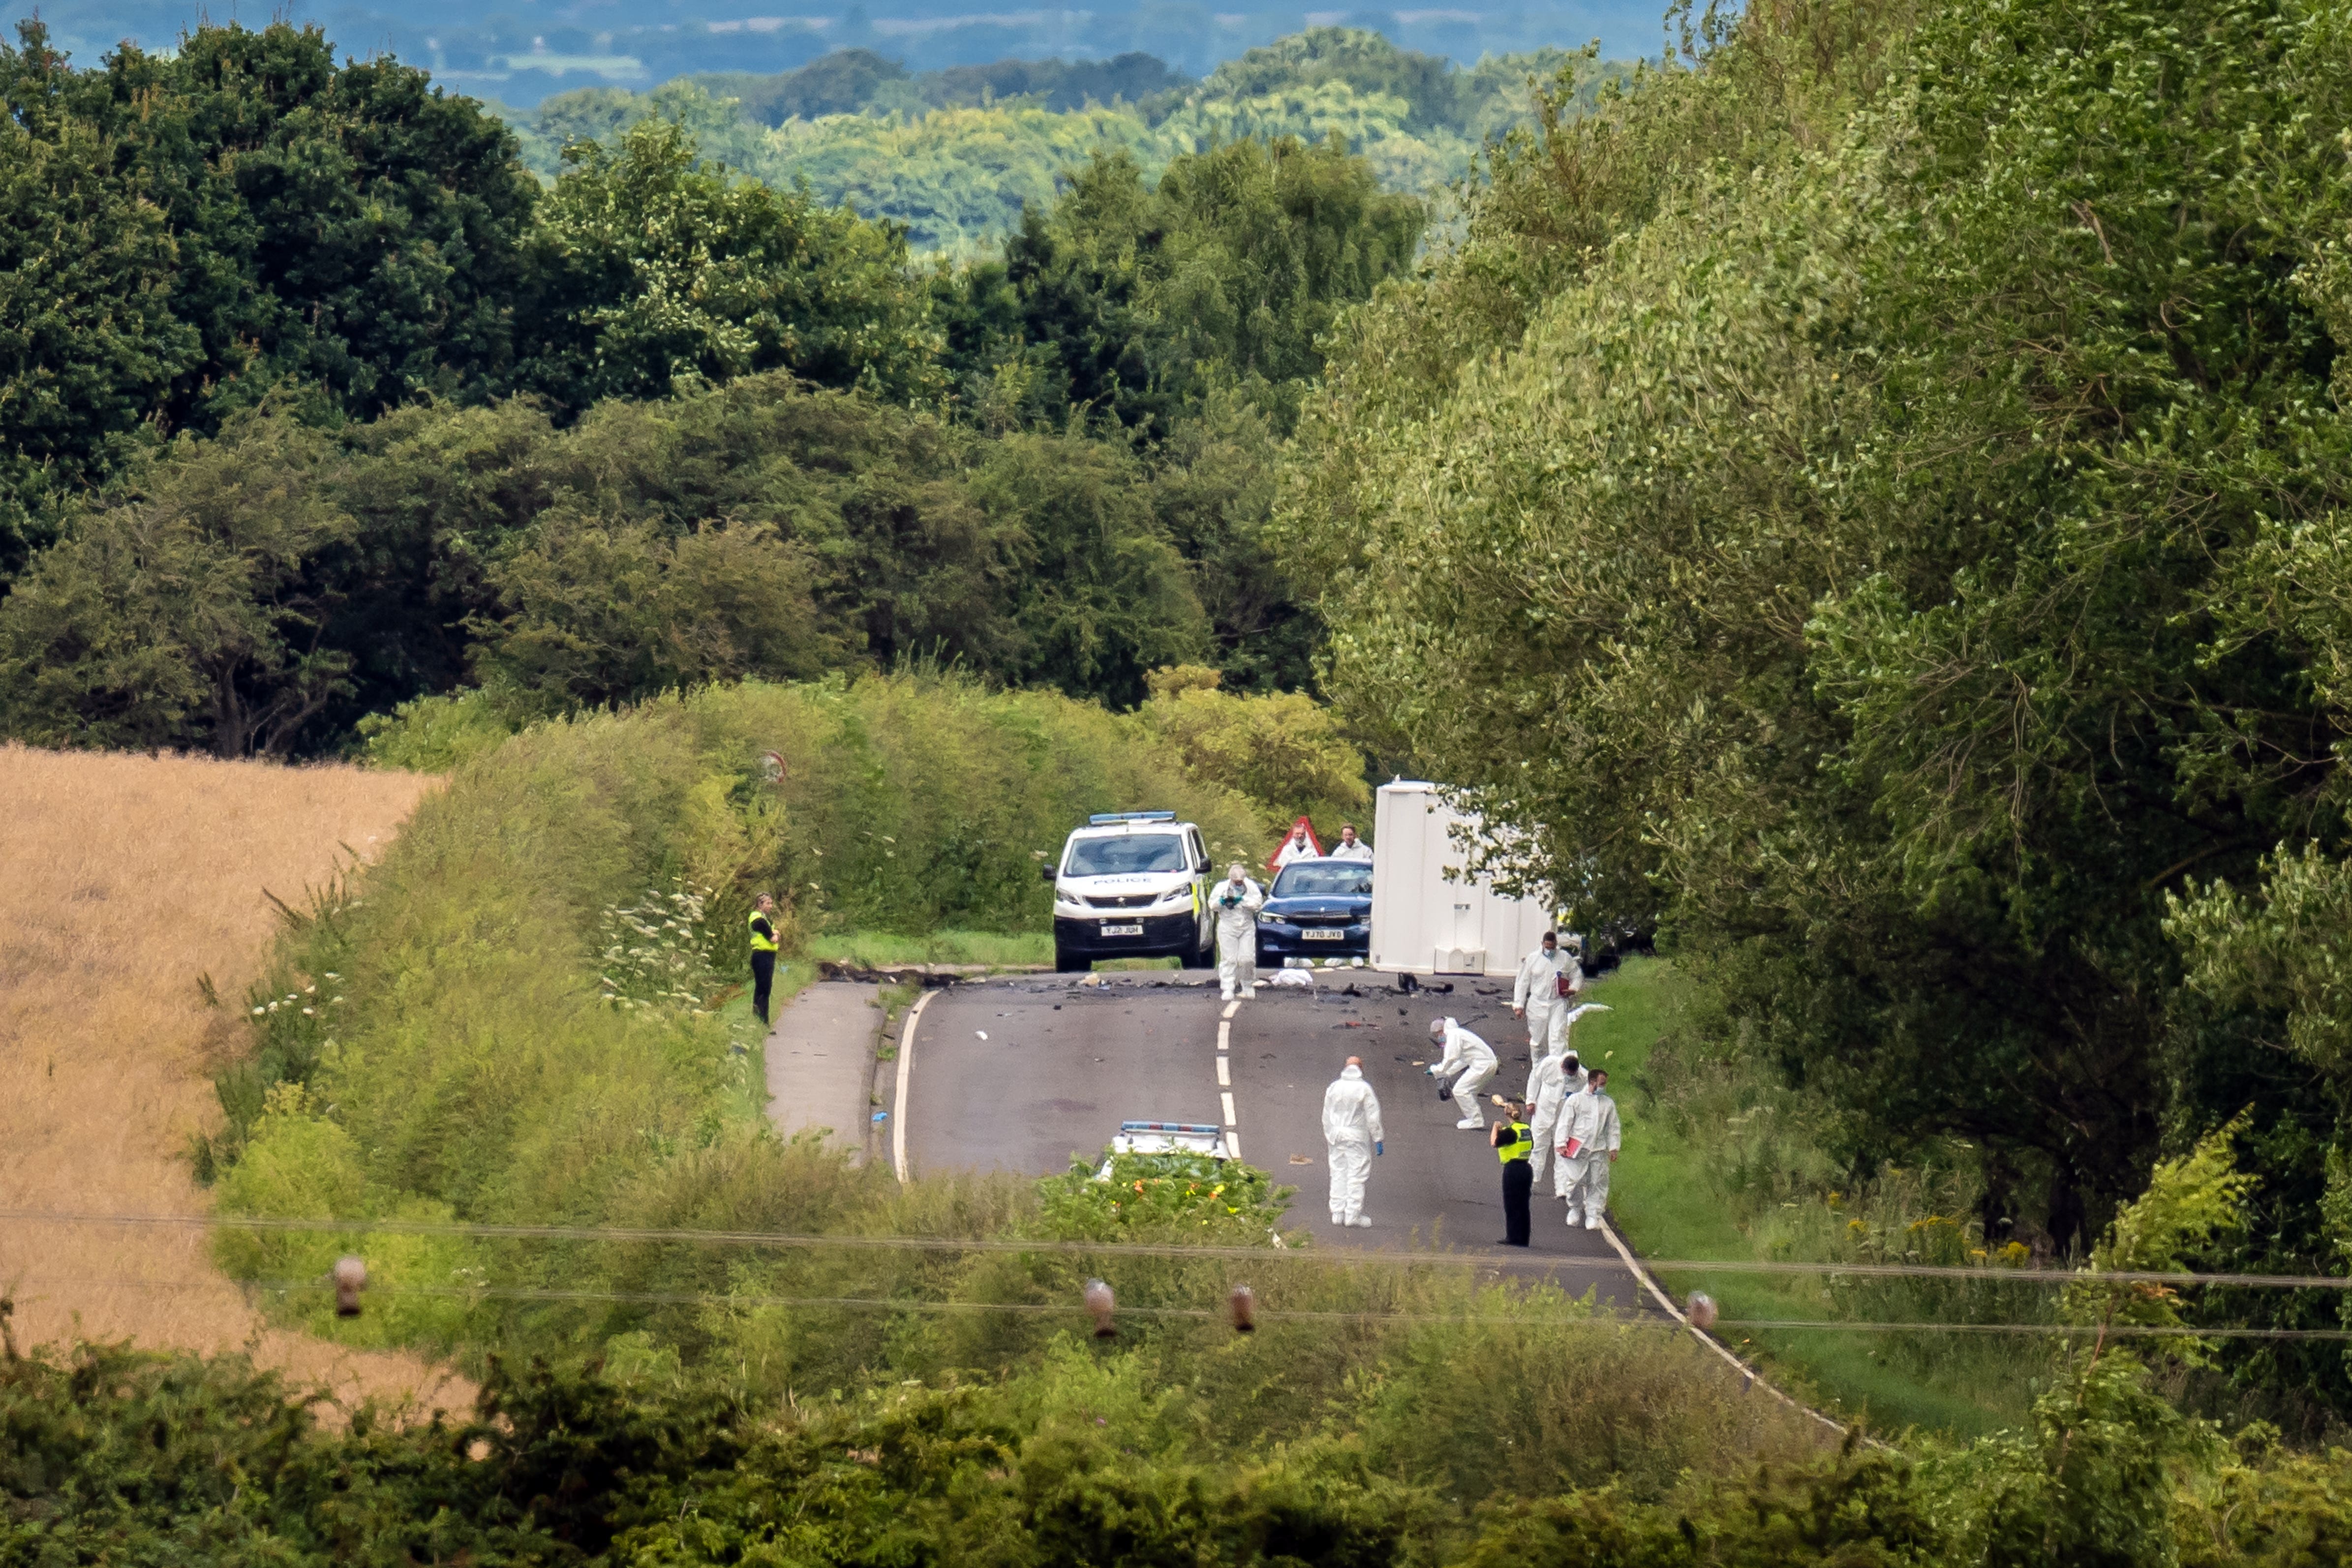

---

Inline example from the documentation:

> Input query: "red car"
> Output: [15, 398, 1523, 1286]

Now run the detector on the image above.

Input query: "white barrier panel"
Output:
[1367, 780, 1557, 978]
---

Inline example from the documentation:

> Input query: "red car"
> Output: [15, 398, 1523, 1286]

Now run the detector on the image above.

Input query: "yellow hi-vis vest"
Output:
[747, 909, 779, 953]
[1496, 1120, 1534, 1164]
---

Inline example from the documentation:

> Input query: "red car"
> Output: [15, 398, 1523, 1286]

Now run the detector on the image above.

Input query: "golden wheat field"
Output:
[0, 742, 466, 1409]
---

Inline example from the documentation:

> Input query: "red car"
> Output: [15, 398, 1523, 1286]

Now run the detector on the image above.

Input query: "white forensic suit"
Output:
[1326, 839, 1373, 863]
[1513, 943, 1584, 1059]
[1523, 1050, 1588, 1191]
[1520, 1003, 1608, 1103]
[1272, 833, 1321, 871]
[1556, 1084, 1623, 1229]
[1427, 1017, 1497, 1128]
[1321, 1063, 1385, 1227]
[1211, 876, 1265, 1000]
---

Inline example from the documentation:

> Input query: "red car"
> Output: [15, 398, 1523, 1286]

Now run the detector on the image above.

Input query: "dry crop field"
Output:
[0, 743, 464, 1408]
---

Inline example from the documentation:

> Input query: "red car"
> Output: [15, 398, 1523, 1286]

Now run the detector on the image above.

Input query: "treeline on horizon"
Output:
[0, 18, 1442, 758]
[500, 30, 1628, 251]
[22, 0, 1643, 96]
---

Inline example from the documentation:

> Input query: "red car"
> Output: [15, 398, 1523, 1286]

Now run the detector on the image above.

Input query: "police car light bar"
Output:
[1088, 811, 1177, 825]
[1120, 1120, 1224, 1137]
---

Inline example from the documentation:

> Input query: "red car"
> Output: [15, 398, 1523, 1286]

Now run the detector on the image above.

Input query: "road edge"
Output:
[1597, 1214, 1868, 1448]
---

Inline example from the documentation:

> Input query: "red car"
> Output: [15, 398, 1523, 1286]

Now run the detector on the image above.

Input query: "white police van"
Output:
[1043, 811, 1215, 973]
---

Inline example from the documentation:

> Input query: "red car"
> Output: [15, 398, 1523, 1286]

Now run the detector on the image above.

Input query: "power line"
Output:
[1635, 1257, 2352, 1290]
[8, 1208, 2351, 1291]
[0, 1273, 1650, 1325]
[1708, 1321, 2352, 1341]
[10, 1273, 2352, 1340]
[0, 1209, 1318, 1263]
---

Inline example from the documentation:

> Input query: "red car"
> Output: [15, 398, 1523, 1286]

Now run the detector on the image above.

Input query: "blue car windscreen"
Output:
[1272, 864, 1373, 898]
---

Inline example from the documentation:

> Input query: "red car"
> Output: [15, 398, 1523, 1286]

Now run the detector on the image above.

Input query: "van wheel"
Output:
[1055, 944, 1091, 973]
[1180, 934, 1214, 970]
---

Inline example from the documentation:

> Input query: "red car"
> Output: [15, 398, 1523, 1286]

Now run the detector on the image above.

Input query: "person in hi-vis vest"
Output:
[1491, 1102, 1536, 1246]
[747, 894, 780, 1024]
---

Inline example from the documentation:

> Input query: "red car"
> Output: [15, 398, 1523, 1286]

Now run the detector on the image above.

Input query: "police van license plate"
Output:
[1100, 922, 1145, 936]
[1303, 928, 1345, 941]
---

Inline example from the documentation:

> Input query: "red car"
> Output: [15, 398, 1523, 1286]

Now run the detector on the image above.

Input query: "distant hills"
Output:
[501, 29, 1632, 252]
[18, 0, 1665, 102]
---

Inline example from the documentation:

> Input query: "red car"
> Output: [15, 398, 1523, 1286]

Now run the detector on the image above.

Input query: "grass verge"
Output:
[1575, 957, 2046, 1438]
[805, 927, 1053, 968]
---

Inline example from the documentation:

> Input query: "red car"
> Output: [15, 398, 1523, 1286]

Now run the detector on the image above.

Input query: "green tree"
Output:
[0, 411, 357, 756]
[1191, 27, 1469, 130]
[1151, 390, 1316, 692]
[972, 428, 1207, 707]
[0, 20, 539, 569]
[115, 24, 541, 417]
[1005, 137, 1424, 437]
[515, 117, 944, 410]
[1281, 0, 2352, 1302]
[1136, 664, 1369, 833]
[470, 513, 843, 711]
[0, 72, 194, 578]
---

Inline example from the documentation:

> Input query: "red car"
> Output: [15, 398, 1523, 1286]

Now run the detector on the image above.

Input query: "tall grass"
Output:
[0, 742, 462, 1408]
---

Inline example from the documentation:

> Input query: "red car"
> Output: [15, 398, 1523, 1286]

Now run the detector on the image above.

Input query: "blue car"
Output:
[1255, 860, 1374, 967]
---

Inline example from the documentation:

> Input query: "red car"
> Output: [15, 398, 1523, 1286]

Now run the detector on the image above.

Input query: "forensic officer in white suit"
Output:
[1524, 1048, 1586, 1194]
[1556, 1069, 1623, 1229]
[1211, 863, 1264, 1001]
[1521, 1002, 1608, 1191]
[1426, 1016, 1497, 1130]
[1512, 932, 1583, 1060]
[1321, 1056, 1384, 1226]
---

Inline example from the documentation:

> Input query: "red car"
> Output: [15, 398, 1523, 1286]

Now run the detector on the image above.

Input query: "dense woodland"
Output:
[0, 20, 1429, 747]
[1288, 0, 2352, 1421]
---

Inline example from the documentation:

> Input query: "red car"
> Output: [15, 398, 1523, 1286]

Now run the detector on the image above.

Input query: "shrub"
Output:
[1137, 663, 1372, 837]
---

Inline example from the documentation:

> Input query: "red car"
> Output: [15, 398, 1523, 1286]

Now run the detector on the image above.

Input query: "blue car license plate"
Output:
[1302, 929, 1345, 941]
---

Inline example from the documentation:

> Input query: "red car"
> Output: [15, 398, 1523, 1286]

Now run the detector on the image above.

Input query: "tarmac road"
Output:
[898, 966, 1646, 1310]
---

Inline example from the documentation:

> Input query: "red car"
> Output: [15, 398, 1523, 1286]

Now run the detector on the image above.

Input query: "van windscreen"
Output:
[1067, 835, 1188, 876]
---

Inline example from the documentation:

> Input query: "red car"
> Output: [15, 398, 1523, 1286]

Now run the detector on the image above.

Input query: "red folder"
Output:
[1561, 1137, 1584, 1159]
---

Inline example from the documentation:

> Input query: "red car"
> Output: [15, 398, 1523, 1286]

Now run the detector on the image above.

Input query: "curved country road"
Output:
[899, 967, 1647, 1310]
